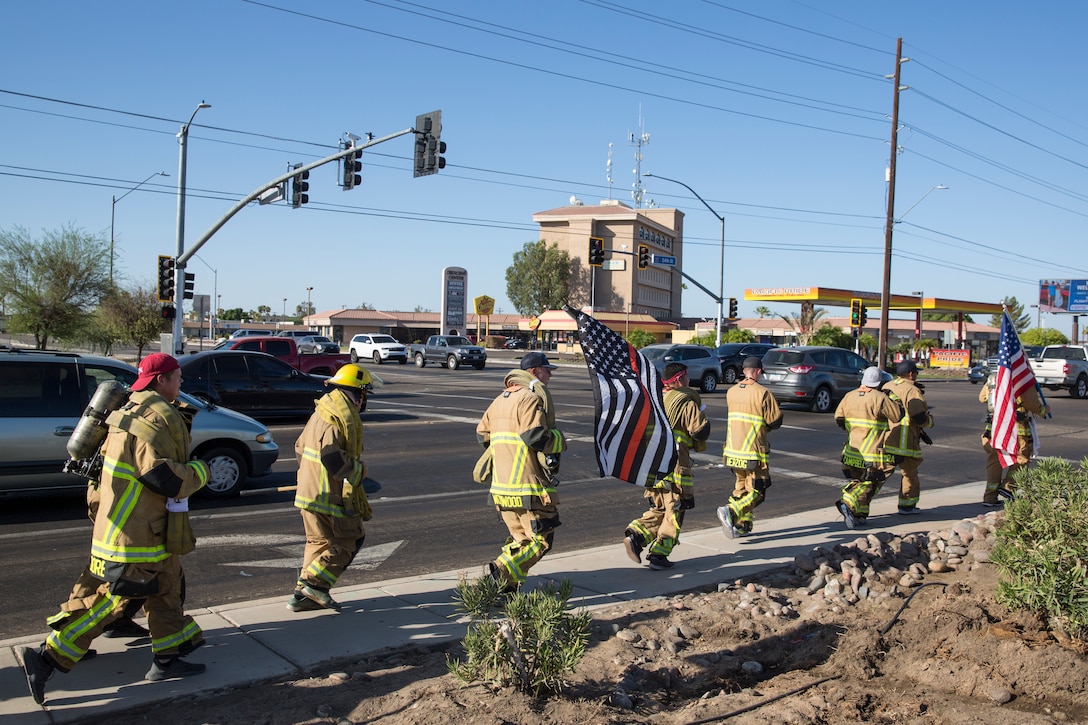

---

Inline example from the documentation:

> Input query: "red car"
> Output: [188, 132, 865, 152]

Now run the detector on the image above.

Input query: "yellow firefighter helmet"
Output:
[326, 363, 373, 391]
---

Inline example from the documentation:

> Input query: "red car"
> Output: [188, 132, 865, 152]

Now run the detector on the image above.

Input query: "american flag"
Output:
[564, 306, 677, 484]
[992, 310, 1038, 468]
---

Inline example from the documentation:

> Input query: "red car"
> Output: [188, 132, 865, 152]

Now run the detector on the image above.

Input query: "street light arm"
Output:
[643, 172, 724, 223]
[115, 171, 169, 205]
[895, 185, 947, 223]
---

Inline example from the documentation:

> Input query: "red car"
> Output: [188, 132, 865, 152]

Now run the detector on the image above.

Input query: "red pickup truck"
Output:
[213, 336, 350, 376]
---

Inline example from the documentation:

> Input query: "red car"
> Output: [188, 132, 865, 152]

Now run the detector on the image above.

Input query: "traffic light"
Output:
[161, 304, 176, 319]
[637, 244, 650, 269]
[183, 272, 195, 300]
[728, 297, 738, 320]
[849, 298, 862, 328]
[157, 255, 175, 302]
[342, 146, 362, 190]
[860, 303, 869, 327]
[413, 110, 445, 177]
[290, 163, 309, 208]
[588, 237, 604, 266]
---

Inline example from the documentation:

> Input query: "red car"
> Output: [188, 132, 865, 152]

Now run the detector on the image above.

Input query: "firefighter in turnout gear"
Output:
[477, 352, 567, 591]
[21, 353, 210, 705]
[717, 357, 783, 538]
[980, 371, 1045, 505]
[624, 363, 711, 570]
[884, 360, 933, 514]
[288, 363, 374, 613]
[834, 367, 903, 529]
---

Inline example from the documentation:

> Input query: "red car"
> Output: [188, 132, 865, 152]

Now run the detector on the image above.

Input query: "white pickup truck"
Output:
[1029, 344, 1088, 399]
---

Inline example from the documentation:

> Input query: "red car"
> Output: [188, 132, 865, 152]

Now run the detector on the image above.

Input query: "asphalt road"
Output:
[2, 360, 1085, 639]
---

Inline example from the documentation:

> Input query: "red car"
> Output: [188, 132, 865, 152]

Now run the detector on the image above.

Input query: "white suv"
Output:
[350, 334, 408, 365]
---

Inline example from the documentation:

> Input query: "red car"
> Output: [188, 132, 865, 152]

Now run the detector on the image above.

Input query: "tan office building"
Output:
[532, 200, 684, 320]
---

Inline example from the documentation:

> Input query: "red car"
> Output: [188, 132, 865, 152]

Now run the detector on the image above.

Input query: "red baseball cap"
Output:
[131, 353, 180, 391]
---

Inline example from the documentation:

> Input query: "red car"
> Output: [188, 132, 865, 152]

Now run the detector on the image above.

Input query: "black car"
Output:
[714, 342, 777, 384]
[180, 350, 339, 421]
[503, 338, 528, 349]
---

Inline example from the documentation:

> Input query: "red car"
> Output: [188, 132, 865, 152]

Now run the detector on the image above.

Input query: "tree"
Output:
[776, 302, 827, 346]
[1020, 327, 1070, 346]
[257, 304, 271, 320]
[858, 332, 878, 361]
[809, 323, 852, 349]
[0, 225, 111, 349]
[754, 305, 772, 319]
[505, 240, 572, 317]
[991, 296, 1030, 332]
[625, 328, 655, 349]
[97, 286, 168, 358]
[356, 302, 376, 310]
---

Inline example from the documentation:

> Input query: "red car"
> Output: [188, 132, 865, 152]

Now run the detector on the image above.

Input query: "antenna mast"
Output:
[629, 108, 650, 208]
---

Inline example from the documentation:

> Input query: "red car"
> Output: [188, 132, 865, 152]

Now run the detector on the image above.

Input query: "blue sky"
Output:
[3, 1, 1086, 337]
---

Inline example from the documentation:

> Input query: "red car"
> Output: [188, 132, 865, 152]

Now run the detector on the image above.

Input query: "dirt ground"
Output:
[83, 512, 1087, 725]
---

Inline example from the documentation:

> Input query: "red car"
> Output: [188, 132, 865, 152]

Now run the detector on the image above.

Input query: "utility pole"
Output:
[878, 38, 907, 370]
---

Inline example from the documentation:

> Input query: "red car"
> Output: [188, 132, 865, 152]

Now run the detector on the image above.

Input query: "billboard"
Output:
[441, 267, 467, 334]
[1039, 279, 1088, 313]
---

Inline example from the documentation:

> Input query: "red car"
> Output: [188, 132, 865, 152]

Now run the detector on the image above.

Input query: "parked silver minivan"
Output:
[0, 347, 278, 498]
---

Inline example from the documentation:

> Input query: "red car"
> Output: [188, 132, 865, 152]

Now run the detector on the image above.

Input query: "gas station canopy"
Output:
[743, 287, 1004, 316]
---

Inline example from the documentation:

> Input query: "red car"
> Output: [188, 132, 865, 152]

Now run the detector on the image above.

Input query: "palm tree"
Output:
[754, 305, 771, 319]
[776, 302, 827, 345]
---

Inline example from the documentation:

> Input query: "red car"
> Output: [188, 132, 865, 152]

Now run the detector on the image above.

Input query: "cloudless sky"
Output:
[3, 1, 1087, 337]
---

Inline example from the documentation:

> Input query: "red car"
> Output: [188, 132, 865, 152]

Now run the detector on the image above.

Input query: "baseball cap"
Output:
[520, 351, 557, 370]
[896, 360, 919, 376]
[861, 366, 883, 388]
[131, 353, 180, 392]
[742, 356, 764, 370]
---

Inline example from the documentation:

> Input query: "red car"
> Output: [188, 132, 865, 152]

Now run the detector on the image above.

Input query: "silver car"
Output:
[760, 346, 885, 413]
[0, 348, 278, 498]
[639, 343, 722, 393]
[297, 335, 340, 354]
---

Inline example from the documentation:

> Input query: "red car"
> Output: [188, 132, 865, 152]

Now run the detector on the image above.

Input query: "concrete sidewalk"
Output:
[1, 481, 990, 724]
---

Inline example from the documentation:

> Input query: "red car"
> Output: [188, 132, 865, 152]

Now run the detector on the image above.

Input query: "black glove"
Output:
[919, 430, 933, 445]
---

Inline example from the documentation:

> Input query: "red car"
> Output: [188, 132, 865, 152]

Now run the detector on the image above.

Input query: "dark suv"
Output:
[760, 346, 882, 413]
[715, 342, 777, 384]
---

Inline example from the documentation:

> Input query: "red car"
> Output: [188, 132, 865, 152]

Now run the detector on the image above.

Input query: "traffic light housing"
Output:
[342, 146, 362, 190]
[157, 255, 175, 302]
[728, 297, 738, 320]
[860, 303, 869, 327]
[183, 272, 195, 300]
[637, 244, 650, 269]
[849, 298, 862, 328]
[588, 237, 604, 266]
[413, 110, 445, 177]
[290, 164, 310, 208]
[161, 304, 176, 319]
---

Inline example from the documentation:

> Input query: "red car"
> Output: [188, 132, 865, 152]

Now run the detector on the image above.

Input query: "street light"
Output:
[110, 171, 168, 284]
[172, 101, 212, 354]
[306, 287, 313, 323]
[192, 253, 217, 348]
[282, 297, 287, 328]
[642, 172, 726, 347]
[912, 290, 924, 341]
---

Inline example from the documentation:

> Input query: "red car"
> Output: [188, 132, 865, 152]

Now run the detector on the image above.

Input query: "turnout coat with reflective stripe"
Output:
[884, 378, 932, 458]
[723, 380, 782, 465]
[477, 377, 566, 505]
[834, 388, 902, 466]
[92, 390, 208, 564]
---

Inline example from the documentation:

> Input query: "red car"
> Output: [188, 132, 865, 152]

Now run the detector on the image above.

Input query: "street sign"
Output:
[602, 259, 626, 271]
[652, 254, 676, 266]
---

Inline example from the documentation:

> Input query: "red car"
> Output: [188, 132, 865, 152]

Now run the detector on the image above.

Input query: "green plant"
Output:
[990, 457, 1088, 641]
[626, 328, 656, 349]
[446, 575, 592, 696]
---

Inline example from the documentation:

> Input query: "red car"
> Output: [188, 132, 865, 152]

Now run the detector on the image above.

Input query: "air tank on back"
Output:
[66, 379, 130, 460]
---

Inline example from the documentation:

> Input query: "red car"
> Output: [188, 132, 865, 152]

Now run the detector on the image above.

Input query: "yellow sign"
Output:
[930, 348, 971, 368]
[473, 295, 495, 315]
[528, 316, 541, 330]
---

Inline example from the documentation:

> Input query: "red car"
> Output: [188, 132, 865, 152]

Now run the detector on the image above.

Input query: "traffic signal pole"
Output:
[171, 126, 415, 350]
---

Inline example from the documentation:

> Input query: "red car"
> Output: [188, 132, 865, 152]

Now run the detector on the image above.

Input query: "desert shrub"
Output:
[990, 457, 1088, 641]
[446, 575, 591, 696]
